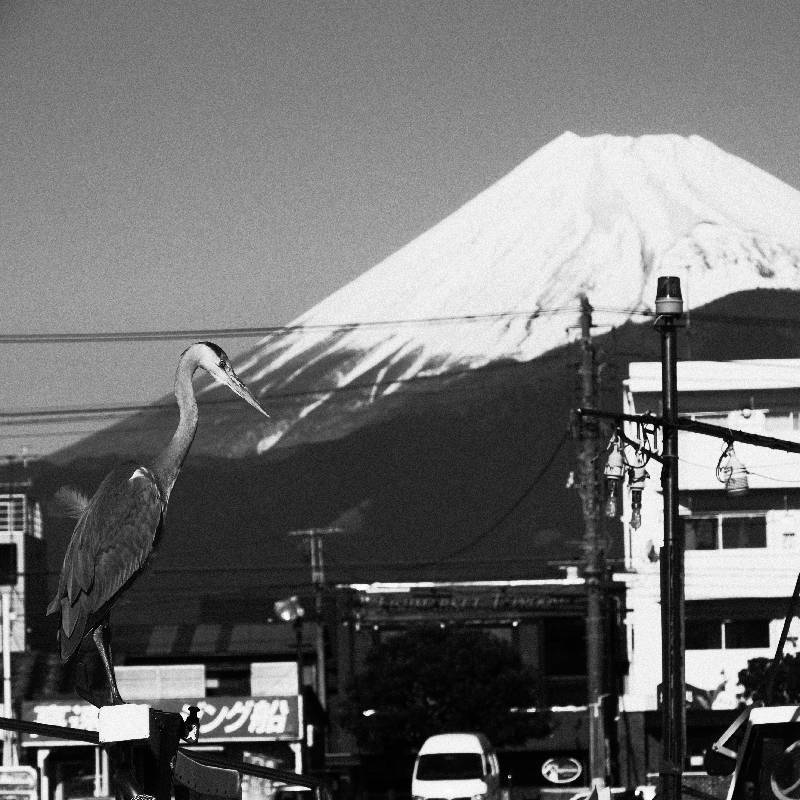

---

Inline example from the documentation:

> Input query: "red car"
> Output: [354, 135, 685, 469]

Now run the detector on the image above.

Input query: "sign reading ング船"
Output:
[20, 696, 300, 747]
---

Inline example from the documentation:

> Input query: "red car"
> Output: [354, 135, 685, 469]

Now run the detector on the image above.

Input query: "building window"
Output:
[0, 497, 25, 534]
[684, 518, 717, 550]
[685, 620, 721, 650]
[725, 619, 770, 649]
[542, 617, 586, 676]
[684, 514, 766, 550]
[721, 516, 766, 548]
[686, 619, 770, 650]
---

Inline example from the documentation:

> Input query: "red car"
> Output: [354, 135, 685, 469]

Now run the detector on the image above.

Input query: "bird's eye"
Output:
[219, 360, 226, 369]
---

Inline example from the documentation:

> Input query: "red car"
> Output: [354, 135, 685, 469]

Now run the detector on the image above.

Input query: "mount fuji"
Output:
[40, 132, 800, 625]
[205, 131, 800, 454]
[56, 132, 800, 461]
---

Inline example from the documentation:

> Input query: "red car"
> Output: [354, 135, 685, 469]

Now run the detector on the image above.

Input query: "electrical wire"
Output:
[4, 303, 800, 427]
[3, 302, 800, 345]
[0, 307, 579, 344]
[0, 353, 565, 424]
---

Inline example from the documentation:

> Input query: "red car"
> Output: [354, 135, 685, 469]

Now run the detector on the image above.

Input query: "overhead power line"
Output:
[0, 354, 557, 423]
[0, 307, 578, 344]
[3, 304, 799, 345]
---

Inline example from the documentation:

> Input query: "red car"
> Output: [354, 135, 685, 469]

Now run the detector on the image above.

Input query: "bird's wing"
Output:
[48, 464, 164, 636]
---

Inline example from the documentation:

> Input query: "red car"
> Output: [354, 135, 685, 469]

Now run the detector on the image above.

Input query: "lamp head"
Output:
[655, 276, 683, 316]
[628, 465, 649, 530]
[274, 595, 305, 623]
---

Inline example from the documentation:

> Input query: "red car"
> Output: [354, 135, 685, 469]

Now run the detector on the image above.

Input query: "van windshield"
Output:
[416, 753, 484, 780]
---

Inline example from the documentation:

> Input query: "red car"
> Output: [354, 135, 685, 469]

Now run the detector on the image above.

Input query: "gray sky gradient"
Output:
[2, 0, 799, 455]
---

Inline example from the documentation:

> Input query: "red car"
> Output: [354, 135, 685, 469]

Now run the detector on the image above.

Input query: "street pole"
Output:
[295, 618, 305, 773]
[288, 527, 342, 710]
[654, 276, 684, 800]
[2, 592, 13, 766]
[576, 295, 606, 788]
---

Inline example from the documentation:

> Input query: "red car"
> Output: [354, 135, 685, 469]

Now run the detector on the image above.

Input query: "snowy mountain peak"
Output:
[214, 132, 800, 452]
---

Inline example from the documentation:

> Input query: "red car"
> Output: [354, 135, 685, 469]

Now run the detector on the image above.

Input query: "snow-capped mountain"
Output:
[43, 132, 800, 607]
[215, 132, 800, 453]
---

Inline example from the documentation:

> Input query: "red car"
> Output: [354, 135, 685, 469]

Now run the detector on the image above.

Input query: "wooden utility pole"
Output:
[288, 526, 343, 709]
[575, 295, 607, 787]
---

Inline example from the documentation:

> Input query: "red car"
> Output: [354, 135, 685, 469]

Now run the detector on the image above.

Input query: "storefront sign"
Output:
[541, 756, 582, 784]
[361, 588, 585, 619]
[21, 695, 300, 747]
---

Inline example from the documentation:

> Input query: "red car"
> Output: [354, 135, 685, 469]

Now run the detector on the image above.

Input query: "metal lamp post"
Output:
[288, 526, 343, 709]
[654, 276, 684, 800]
[274, 596, 307, 772]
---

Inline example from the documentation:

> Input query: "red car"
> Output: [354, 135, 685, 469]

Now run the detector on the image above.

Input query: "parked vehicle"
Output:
[412, 733, 501, 800]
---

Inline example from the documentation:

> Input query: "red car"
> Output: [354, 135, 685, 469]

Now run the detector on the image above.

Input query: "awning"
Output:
[116, 623, 307, 659]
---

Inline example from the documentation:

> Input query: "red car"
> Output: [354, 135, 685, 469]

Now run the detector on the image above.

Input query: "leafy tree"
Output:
[341, 624, 550, 753]
[738, 654, 800, 705]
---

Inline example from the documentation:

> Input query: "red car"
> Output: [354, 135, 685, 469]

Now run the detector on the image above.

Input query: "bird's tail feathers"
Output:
[58, 600, 89, 662]
[50, 486, 91, 519]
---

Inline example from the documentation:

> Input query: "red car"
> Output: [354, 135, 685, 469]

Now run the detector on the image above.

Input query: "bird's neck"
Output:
[150, 357, 199, 500]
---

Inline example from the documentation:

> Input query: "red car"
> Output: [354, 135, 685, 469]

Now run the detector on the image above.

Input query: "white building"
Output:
[0, 468, 46, 652]
[617, 359, 800, 767]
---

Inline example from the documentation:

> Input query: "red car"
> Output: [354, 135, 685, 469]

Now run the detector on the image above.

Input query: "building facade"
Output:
[617, 359, 800, 779]
[331, 579, 629, 794]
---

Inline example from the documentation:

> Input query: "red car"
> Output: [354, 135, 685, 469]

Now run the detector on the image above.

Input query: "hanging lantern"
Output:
[716, 442, 749, 495]
[604, 434, 626, 517]
[628, 465, 649, 530]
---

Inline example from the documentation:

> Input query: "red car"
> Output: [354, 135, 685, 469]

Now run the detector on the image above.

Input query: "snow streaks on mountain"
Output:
[209, 132, 800, 453]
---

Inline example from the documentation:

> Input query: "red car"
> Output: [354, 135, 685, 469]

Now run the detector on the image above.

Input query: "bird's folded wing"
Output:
[63, 465, 164, 615]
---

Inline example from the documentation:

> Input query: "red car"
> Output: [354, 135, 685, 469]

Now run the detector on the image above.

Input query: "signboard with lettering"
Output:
[359, 586, 587, 622]
[21, 695, 301, 747]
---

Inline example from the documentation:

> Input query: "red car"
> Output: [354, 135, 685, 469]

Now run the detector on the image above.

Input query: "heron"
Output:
[46, 341, 269, 706]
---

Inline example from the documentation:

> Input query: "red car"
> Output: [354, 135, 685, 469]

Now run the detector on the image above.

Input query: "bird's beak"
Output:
[225, 372, 270, 418]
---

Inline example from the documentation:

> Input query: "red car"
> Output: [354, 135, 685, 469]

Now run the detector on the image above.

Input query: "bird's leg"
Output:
[93, 624, 124, 705]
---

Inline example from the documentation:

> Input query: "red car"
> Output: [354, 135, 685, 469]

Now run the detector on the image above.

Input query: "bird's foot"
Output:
[182, 705, 201, 742]
[109, 688, 126, 706]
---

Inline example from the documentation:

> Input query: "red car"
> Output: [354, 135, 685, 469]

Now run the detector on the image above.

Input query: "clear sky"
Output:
[2, 0, 799, 456]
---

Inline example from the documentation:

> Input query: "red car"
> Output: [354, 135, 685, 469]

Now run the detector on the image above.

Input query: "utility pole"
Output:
[654, 276, 685, 800]
[1, 592, 13, 766]
[575, 294, 607, 788]
[288, 527, 342, 710]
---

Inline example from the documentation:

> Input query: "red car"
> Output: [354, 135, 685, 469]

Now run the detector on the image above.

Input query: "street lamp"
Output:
[716, 442, 749, 495]
[274, 596, 306, 773]
[603, 433, 625, 518]
[273, 596, 306, 693]
[654, 275, 684, 800]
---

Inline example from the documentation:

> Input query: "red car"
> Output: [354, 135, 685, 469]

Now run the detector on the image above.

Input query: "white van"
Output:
[411, 733, 501, 800]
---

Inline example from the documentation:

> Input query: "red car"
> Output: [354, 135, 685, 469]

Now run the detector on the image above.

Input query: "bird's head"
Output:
[191, 341, 269, 418]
